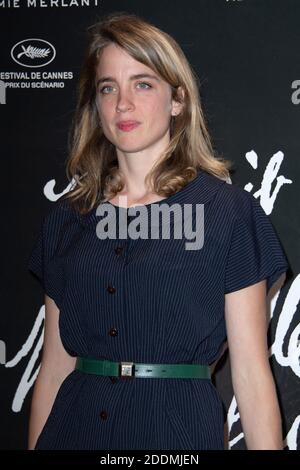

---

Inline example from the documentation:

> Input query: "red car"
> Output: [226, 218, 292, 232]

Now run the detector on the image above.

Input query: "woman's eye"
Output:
[99, 82, 152, 94]
[99, 86, 114, 94]
[137, 82, 152, 89]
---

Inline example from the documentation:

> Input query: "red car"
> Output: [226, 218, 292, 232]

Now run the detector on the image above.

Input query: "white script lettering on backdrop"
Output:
[227, 150, 299, 449]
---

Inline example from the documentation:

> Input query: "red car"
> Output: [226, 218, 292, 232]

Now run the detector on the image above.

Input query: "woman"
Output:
[27, 12, 289, 450]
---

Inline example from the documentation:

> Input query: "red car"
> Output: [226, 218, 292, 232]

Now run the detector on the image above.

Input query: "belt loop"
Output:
[101, 359, 107, 375]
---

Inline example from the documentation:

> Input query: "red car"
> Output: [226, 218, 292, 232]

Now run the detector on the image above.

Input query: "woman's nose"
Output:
[116, 90, 134, 112]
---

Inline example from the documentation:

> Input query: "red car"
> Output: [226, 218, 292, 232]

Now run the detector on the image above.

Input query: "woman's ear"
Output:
[171, 86, 185, 116]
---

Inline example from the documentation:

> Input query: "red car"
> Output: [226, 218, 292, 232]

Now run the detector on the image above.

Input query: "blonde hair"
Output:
[64, 11, 232, 214]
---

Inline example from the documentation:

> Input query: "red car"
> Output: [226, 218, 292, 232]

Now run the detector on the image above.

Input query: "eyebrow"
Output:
[96, 73, 160, 87]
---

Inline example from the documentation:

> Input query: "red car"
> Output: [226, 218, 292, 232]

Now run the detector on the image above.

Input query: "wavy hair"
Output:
[64, 11, 232, 214]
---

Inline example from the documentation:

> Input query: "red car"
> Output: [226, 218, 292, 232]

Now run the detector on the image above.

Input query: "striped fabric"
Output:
[27, 169, 289, 450]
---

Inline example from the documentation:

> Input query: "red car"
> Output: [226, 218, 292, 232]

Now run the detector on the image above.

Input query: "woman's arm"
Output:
[224, 279, 283, 450]
[28, 294, 77, 450]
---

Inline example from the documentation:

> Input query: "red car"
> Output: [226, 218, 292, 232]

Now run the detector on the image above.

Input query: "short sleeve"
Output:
[224, 191, 289, 295]
[27, 200, 69, 308]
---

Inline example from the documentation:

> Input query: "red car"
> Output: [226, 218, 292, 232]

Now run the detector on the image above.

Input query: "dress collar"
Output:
[72, 169, 226, 231]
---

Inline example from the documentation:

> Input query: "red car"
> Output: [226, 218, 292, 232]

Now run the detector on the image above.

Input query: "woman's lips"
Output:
[117, 121, 141, 132]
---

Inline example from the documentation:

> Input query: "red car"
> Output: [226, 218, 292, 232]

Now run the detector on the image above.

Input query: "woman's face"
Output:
[95, 43, 182, 156]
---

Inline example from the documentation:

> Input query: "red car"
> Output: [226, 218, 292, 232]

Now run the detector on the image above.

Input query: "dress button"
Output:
[100, 410, 108, 420]
[109, 376, 118, 384]
[109, 327, 118, 337]
[114, 246, 123, 255]
[107, 285, 116, 294]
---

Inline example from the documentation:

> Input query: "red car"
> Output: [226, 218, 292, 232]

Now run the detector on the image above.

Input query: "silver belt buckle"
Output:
[119, 361, 135, 378]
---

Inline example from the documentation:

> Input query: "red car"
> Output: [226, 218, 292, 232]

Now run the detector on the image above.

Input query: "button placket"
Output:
[106, 211, 134, 389]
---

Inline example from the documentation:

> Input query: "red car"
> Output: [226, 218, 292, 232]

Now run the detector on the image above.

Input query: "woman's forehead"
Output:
[97, 47, 150, 74]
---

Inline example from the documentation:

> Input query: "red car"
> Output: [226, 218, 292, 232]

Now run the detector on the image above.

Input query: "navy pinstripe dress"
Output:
[27, 169, 289, 450]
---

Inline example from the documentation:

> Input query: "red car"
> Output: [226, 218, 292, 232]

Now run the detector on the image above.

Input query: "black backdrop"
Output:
[0, 0, 299, 450]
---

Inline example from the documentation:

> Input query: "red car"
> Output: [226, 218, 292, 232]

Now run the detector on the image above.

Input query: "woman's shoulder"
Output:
[205, 172, 260, 219]
[41, 194, 81, 233]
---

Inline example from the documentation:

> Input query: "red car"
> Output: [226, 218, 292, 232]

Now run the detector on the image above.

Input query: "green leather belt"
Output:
[75, 357, 211, 379]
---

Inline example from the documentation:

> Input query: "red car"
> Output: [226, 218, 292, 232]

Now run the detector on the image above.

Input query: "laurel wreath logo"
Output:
[17, 45, 51, 60]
